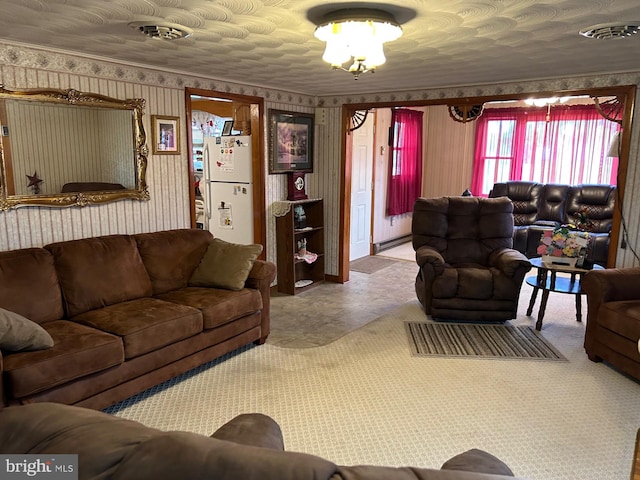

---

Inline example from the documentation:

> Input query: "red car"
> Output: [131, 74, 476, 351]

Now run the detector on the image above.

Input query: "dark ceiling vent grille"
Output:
[128, 22, 193, 40]
[580, 22, 640, 40]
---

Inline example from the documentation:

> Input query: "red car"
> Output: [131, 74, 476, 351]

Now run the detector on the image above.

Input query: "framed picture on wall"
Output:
[151, 115, 180, 155]
[268, 109, 314, 174]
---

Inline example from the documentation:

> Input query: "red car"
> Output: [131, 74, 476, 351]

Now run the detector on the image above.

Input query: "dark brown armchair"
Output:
[412, 196, 532, 321]
[582, 267, 640, 381]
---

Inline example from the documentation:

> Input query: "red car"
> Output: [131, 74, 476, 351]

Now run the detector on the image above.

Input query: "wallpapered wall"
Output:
[1, 42, 640, 272]
[0, 43, 317, 273]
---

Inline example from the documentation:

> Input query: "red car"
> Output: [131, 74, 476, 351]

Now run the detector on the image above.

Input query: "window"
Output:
[471, 105, 619, 196]
[387, 109, 423, 216]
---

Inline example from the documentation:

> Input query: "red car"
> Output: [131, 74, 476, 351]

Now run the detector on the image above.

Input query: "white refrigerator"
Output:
[203, 135, 254, 244]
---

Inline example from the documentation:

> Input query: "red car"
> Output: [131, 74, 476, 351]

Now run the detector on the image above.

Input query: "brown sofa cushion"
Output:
[0, 248, 64, 323]
[46, 235, 153, 317]
[72, 298, 203, 359]
[0, 307, 54, 352]
[135, 229, 213, 295]
[3, 320, 124, 398]
[157, 287, 262, 330]
[190, 239, 263, 291]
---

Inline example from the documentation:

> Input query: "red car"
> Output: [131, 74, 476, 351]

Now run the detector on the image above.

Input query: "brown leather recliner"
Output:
[412, 196, 531, 321]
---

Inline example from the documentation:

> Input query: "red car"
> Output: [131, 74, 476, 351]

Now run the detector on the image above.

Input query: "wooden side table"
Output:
[525, 257, 603, 331]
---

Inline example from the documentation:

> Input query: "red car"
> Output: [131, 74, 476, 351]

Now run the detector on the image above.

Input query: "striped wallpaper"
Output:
[1, 42, 640, 275]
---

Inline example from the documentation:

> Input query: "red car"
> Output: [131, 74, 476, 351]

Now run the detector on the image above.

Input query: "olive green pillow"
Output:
[0, 307, 54, 352]
[190, 239, 263, 291]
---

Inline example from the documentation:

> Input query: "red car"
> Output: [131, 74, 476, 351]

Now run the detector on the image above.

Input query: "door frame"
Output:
[185, 87, 266, 256]
[337, 85, 637, 282]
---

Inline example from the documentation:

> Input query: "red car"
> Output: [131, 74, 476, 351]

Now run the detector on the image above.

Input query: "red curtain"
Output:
[387, 109, 423, 216]
[471, 105, 619, 196]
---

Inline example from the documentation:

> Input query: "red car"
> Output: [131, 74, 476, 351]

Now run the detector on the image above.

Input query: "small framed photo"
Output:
[222, 120, 234, 136]
[269, 109, 314, 174]
[152, 115, 180, 155]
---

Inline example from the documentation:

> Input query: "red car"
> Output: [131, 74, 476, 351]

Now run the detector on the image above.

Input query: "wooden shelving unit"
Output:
[275, 198, 325, 295]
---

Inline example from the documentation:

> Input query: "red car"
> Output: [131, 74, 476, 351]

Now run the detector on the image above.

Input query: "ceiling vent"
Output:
[128, 21, 193, 40]
[580, 22, 640, 40]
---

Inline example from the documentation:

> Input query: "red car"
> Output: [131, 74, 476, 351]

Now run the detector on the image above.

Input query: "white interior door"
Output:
[350, 112, 375, 261]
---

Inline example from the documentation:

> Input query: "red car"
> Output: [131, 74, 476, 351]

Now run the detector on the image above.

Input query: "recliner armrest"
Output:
[488, 249, 531, 277]
[415, 245, 445, 275]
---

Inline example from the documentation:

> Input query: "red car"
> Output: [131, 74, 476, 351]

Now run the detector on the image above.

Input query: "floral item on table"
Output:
[572, 206, 595, 232]
[537, 225, 590, 258]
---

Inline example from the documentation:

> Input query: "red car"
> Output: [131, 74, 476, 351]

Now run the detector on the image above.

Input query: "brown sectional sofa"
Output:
[488, 181, 616, 266]
[0, 402, 523, 480]
[0, 228, 276, 410]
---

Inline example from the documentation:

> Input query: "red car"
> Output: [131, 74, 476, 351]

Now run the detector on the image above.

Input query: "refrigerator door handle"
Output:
[203, 181, 212, 219]
[203, 142, 210, 182]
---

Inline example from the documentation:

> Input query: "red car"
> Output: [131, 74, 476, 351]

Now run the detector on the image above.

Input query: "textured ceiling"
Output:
[0, 0, 639, 96]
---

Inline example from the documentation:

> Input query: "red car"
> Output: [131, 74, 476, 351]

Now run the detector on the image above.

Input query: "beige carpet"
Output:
[105, 295, 640, 480]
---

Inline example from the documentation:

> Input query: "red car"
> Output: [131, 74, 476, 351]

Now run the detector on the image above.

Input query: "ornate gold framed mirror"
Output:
[0, 86, 149, 209]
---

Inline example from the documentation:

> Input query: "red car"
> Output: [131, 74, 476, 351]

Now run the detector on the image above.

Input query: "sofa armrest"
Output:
[582, 267, 640, 303]
[441, 449, 514, 476]
[415, 246, 445, 275]
[244, 259, 277, 343]
[210, 413, 284, 450]
[488, 249, 531, 277]
[581, 268, 640, 356]
[245, 259, 277, 286]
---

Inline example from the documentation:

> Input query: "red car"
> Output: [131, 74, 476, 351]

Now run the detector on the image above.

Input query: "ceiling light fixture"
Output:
[524, 97, 570, 107]
[128, 21, 193, 40]
[580, 22, 640, 40]
[312, 7, 403, 79]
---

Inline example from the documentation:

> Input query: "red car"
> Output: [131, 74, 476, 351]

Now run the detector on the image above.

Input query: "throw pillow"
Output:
[189, 239, 263, 291]
[0, 307, 54, 352]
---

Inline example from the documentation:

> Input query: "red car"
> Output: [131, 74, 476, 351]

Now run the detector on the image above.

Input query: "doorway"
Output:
[349, 110, 375, 261]
[185, 87, 266, 253]
[339, 86, 636, 282]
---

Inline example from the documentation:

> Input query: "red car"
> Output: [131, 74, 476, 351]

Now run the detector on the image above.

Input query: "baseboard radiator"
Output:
[373, 234, 412, 254]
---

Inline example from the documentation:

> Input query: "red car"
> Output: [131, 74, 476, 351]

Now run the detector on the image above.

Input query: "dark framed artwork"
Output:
[268, 109, 314, 173]
[222, 120, 234, 136]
